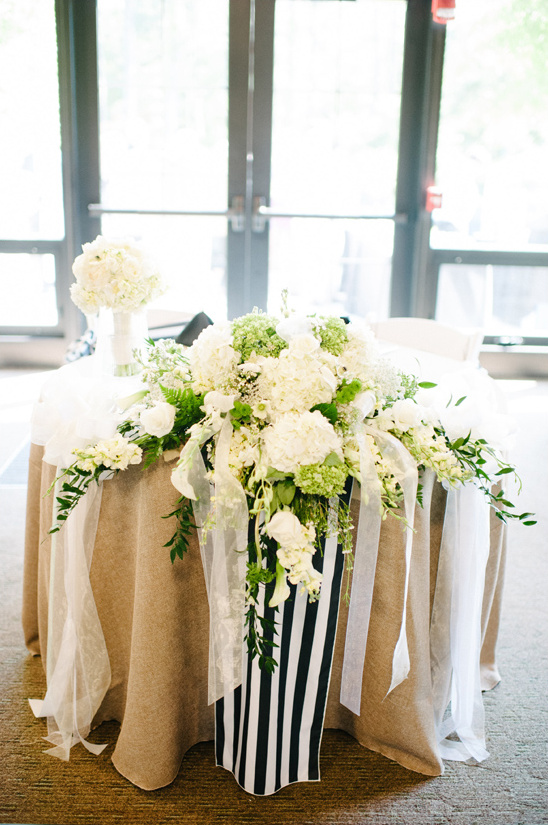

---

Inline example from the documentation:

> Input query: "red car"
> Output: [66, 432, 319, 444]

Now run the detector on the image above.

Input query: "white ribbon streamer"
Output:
[430, 482, 490, 762]
[173, 414, 248, 704]
[340, 427, 418, 715]
[29, 476, 111, 760]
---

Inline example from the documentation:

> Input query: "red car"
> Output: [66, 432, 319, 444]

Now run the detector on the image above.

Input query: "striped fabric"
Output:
[215, 486, 351, 796]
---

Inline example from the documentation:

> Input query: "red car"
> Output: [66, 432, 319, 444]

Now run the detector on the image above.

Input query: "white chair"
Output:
[370, 317, 484, 364]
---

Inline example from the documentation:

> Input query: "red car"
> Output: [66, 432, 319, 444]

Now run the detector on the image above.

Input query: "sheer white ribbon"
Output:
[172, 414, 248, 704]
[28, 360, 122, 759]
[340, 428, 418, 715]
[430, 482, 490, 762]
[29, 477, 110, 759]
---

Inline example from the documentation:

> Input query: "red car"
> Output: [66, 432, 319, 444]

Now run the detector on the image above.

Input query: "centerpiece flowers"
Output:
[70, 235, 166, 376]
[49, 307, 534, 675]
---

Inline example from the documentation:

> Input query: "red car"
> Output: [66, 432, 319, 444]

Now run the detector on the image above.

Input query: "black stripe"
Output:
[287, 536, 328, 783]
[308, 536, 346, 778]
[252, 599, 277, 795]
[275, 592, 295, 792]
[236, 650, 254, 787]
[231, 685, 241, 771]
[309, 479, 354, 779]
[215, 697, 225, 766]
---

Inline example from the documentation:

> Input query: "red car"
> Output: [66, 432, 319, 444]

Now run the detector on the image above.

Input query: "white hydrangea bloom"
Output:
[70, 236, 165, 314]
[188, 323, 239, 394]
[262, 410, 343, 474]
[256, 344, 337, 416]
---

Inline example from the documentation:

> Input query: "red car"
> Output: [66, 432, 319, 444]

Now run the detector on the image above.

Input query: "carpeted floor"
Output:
[0, 372, 546, 825]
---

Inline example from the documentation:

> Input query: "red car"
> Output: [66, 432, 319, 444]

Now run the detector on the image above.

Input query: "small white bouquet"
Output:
[70, 235, 166, 376]
[70, 235, 165, 315]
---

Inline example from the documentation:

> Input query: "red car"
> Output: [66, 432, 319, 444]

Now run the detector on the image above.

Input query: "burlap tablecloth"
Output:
[22, 443, 506, 790]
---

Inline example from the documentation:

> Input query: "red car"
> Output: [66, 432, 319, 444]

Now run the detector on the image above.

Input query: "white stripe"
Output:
[263, 601, 284, 795]
[220, 687, 234, 769]
[297, 531, 339, 781]
[243, 588, 264, 792]
[279, 584, 307, 789]
[233, 648, 248, 782]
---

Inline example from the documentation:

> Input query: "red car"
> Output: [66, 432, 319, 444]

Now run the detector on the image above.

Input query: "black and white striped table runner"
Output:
[215, 488, 351, 795]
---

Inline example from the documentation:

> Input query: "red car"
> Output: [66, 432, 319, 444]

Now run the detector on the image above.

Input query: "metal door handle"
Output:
[251, 196, 407, 233]
[88, 196, 246, 232]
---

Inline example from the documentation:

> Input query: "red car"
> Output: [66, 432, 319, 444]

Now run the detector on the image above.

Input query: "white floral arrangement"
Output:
[49, 308, 534, 672]
[70, 235, 165, 315]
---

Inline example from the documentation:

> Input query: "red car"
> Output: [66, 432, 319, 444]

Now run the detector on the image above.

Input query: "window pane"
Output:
[0, 254, 58, 326]
[436, 264, 548, 337]
[0, 0, 64, 239]
[97, 0, 228, 212]
[268, 218, 393, 320]
[101, 215, 227, 322]
[268, 0, 405, 318]
[432, 0, 548, 252]
[97, 0, 229, 319]
[270, 0, 405, 216]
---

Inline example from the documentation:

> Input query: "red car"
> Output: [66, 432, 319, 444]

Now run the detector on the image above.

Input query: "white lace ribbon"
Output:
[29, 475, 110, 760]
[173, 414, 248, 704]
[340, 427, 418, 715]
[430, 482, 490, 762]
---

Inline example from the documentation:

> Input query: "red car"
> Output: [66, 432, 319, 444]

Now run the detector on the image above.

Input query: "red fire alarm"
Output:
[432, 0, 456, 24]
[425, 186, 443, 212]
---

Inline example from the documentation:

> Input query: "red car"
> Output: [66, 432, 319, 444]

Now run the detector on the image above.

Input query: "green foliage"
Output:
[47, 465, 107, 535]
[311, 402, 338, 424]
[230, 399, 252, 430]
[447, 431, 536, 526]
[163, 496, 195, 562]
[134, 388, 205, 467]
[244, 537, 279, 674]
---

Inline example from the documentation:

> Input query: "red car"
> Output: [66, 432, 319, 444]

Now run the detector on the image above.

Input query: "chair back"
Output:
[370, 317, 484, 363]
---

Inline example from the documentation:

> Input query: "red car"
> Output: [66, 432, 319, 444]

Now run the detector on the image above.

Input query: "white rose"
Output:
[390, 398, 424, 432]
[287, 333, 320, 357]
[203, 391, 237, 415]
[140, 402, 176, 437]
[266, 511, 313, 548]
[276, 316, 315, 342]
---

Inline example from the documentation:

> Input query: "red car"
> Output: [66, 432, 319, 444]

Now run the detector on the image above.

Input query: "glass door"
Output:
[95, 0, 230, 322]
[265, 0, 407, 320]
[0, 0, 65, 334]
[430, 0, 548, 345]
[94, 0, 408, 324]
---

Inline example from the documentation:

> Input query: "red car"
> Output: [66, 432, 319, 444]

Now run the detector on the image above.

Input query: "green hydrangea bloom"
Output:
[294, 462, 349, 497]
[313, 317, 349, 356]
[232, 312, 287, 361]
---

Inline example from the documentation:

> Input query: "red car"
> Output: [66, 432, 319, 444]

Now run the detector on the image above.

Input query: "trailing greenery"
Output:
[163, 495, 196, 562]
